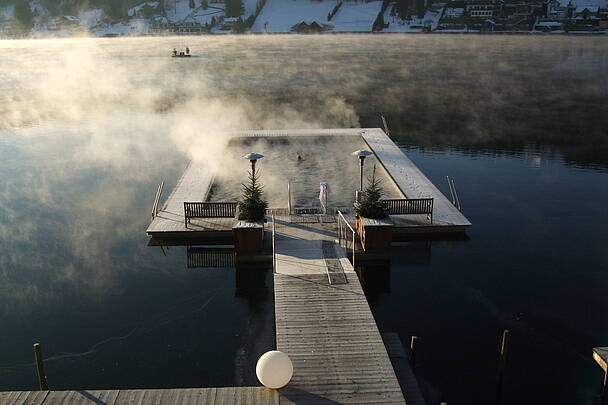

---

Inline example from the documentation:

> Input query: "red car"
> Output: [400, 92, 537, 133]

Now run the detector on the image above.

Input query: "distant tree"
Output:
[372, 11, 384, 31]
[201, 0, 207, 9]
[60, 0, 88, 15]
[416, 0, 425, 19]
[189, 0, 194, 9]
[225, 0, 243, 17]
[396, 0, 410, 18]
[13, 0, 33, 31]
[105, 0, 128, 19]
[245, 13, 254, 27]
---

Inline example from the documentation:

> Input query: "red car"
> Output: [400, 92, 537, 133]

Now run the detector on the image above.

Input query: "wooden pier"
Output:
[272, 215, 408, 404]
[6, 128, 466, 404]
[361, 128, 471, 234]
[147, 128, 471, 240]
[0, 387, 278, 404]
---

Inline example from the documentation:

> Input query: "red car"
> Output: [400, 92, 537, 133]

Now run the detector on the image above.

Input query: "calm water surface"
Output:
[0, 35, 607, 404]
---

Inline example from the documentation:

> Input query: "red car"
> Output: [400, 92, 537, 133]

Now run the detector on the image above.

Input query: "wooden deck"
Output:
[361, 129, 471, 231]
[0, 387, 278, 405]
[273, 216, 408, 404]
[146, 162, 235, 240]
[147, 128, 470, 239]
[382, 333, 426, 405]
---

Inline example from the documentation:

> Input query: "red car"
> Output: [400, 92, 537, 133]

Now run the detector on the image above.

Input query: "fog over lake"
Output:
[0, 35, 607, 404]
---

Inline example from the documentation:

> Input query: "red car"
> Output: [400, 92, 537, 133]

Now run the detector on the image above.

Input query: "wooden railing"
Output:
[382, 198, 434, 223]
[187, 246, 235, 268]
[184, 201, 237, 227]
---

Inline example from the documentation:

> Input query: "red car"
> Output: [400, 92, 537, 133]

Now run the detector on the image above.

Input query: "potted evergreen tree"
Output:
[233, 163, 268, 254]
[354, 165, 393, 251]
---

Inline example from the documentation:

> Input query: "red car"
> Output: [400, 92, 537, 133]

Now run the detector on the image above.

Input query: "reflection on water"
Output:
[364, 146, 608, 404]
[0, 35, 607, 403]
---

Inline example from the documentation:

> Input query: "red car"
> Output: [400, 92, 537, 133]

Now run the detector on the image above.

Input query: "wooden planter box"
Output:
[356, 216, 393, 252]
[233, 220, 264, 254]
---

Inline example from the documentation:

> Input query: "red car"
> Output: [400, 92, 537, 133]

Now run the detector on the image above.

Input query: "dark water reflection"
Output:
[362, 144, 608, 404]
[0, 35, 607, 403]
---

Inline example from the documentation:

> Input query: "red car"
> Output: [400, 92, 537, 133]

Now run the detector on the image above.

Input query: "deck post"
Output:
[287, 182, 292, 214]
[409, 335, 418, 370]
[33, 343, 49, 390]
[602, 371, 608, 404]
[593, 347, 608, 403]
[497, 330, 510, 403]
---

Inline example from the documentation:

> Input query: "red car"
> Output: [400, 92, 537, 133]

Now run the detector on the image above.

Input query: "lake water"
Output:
[0, 35, 607, 404]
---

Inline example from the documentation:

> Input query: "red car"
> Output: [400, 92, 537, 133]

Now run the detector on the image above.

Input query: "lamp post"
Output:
[243, 153, 265, 173]
[352, 150, 373, 191]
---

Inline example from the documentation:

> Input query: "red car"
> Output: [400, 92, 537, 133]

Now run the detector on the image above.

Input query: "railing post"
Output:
[287, 182, 292, 214]
[352, 229, 355, 268]
[409, 336, 418, 370]
[33, 343, 49, 390]
[497, 329, 510, 404]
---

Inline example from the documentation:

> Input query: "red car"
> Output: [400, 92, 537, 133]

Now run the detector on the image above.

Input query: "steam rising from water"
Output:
[1, 34, 608, 392]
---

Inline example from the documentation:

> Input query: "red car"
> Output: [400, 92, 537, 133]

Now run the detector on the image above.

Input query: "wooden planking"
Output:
[1, 388, 277, 405]
[275, 274, 405, 405]
[593, 347, 608, 373]
[274, 217, 341, 276]
[273, 219, 405, 405]
[146, 161, 219, 235]
[233, 128, 364, 139]
[148, 128, 468, 236]
[382, 334, 426, 405]
[0, 391, 48, 405]
[362, 128, 471, 228]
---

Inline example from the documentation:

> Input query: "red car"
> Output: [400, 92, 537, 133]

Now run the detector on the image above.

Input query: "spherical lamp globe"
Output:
[256, 350, 293, 389]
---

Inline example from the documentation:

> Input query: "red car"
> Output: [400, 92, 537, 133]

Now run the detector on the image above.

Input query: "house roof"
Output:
[558, 0, 607, 9]
[536, 20, 563, 25]
[575, 5, 599, 11]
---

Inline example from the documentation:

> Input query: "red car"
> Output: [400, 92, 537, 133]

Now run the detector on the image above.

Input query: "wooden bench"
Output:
[183, 202, 237, 227]
[382, 198, 434, 223]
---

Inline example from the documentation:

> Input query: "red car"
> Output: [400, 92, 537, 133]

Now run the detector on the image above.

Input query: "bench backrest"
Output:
[382, 198, 434, 215]
[184, 202, 237, 219]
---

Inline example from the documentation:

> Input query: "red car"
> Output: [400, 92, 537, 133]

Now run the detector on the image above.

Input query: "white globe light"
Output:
[256, 350, 293, 389]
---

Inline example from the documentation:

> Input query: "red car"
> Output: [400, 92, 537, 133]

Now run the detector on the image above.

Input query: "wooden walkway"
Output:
[146, 162, 235, 240]
[273, 216, 407, 404]
[361, 129, 471, 231]
[0, 387, 278, 405]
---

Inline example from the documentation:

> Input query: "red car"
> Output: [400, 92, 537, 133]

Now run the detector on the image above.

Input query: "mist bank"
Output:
[2, 35, 607, 166]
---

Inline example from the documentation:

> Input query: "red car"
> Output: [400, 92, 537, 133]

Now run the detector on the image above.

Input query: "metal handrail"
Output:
[151, 181, 164, 221]
[446, 176, 461, 211]
[272, 211, 277, 273]
[337, 210, 356, 269]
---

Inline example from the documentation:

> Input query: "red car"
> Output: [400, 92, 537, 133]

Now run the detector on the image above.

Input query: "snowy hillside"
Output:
[251, 0, 382, 33]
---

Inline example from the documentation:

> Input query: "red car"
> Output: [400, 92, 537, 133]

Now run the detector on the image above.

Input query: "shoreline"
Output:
[2, 30, 607, 40]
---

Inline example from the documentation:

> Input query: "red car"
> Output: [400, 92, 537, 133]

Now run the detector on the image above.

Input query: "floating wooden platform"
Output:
[273, 216, 408, 404]
[146, 128, 470, 240]
[146, 162, 233, 241]
[361, 128, 471, 233]
[0, 387, 278, 405]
